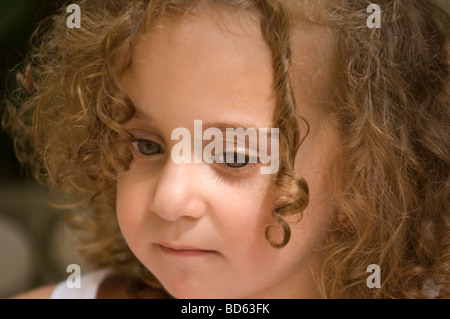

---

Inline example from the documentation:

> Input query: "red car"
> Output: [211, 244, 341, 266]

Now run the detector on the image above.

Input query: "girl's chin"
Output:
[160, 281, 235, 299]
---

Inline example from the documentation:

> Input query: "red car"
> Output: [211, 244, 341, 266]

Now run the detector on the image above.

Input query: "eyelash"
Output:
[213, 152, 260, 175]
[217, 161, 259, 176]
[131, 138, 164, 160]
[130, 138, 260, 175]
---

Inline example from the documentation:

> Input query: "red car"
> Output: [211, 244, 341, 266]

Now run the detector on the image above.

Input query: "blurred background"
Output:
[0, 0, 89, 298]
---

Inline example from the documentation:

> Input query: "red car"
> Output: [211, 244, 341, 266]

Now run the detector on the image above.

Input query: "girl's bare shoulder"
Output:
[10, 284, 57, 299]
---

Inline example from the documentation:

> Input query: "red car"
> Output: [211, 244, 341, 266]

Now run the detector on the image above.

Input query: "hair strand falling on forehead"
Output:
[253, 0, 310, 249]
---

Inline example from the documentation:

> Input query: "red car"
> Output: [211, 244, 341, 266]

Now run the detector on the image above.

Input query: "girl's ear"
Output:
[332, 198, 352, 229]
[335, 208, 350, 227]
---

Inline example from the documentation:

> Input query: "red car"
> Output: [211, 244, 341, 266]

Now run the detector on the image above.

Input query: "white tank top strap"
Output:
[50, 268, 111, 299]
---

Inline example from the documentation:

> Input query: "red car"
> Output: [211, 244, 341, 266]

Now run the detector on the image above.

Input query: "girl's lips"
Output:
[155, 242, 216, 257]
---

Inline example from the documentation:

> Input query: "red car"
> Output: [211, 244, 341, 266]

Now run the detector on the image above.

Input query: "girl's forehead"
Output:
[140, 3, 262, 42]
[121, 7, 277, 129]
[128, 9, 273, 87]
[123, 3, 335, 125]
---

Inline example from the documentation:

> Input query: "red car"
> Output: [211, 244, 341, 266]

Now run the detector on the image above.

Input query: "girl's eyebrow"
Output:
[203, 122, 274, 136]
[133, 108, 155, 122]
[132, 106, 274, 135]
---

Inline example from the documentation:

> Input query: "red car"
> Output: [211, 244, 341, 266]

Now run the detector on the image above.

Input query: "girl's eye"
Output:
[223, 152, 250, 168]
[214, 151, 260, 177]
[132, 139, 163, 156]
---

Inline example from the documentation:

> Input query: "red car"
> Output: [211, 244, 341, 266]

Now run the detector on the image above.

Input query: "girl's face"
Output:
[117, 8, 338, 298]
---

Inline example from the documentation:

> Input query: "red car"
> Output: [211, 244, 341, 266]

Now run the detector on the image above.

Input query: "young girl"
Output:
[3, 0, 449, 298]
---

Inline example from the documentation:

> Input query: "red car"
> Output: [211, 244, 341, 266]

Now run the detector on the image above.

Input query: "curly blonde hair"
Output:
[2, 0, 449, 298]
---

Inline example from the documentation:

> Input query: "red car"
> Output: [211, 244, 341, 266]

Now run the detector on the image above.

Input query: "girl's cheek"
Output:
[223, 179, 274, 220]
[116, 173, 144, 215]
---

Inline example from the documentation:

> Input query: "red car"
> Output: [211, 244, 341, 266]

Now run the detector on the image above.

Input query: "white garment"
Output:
[49, 268, 441, 298]
[422, 279, 441, 299]
[50, 268, 111, 299]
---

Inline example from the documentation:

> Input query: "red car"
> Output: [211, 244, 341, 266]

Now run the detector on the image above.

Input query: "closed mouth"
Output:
[155, 242, 216, 256]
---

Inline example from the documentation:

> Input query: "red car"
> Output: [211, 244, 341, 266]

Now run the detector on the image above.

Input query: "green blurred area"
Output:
[0, 0, 72, 298]
[0, 0, 66, 182]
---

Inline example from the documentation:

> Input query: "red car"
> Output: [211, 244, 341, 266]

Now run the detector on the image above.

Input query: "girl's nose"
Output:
[150, 161, 208, 222]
